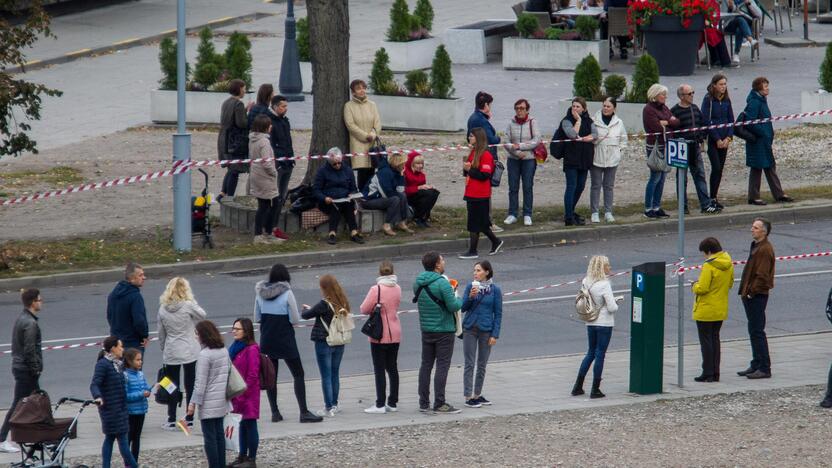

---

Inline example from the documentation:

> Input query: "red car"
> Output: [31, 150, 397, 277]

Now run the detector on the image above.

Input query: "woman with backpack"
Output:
[228, 318, 261, 468]
[460, 260, 503, 409]
[256, 264, 323, 424]
[571, 255, 622, 399]
[302, 274, 353, 418]
[90, 336, 138, 468]
[459, 127, 503, 260]
[359, 260, 403, 414]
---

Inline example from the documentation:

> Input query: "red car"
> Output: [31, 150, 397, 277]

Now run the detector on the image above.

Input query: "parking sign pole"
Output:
[677, 165, 685, 388]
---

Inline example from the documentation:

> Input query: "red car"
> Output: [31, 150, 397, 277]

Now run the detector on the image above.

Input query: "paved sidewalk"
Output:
[1, 331, 829, 464]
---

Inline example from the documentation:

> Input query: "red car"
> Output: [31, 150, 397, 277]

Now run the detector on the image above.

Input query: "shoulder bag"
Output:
[490, 156, 505, 187]
[530, 119, 548, 163]
[155, 365, 182, 405]
[226, 358, 247, 399]
[368, 133, 386, 169]
[361, 285, 385, 340]
[732, 111, 757, 143]
[646, 129, 671, 173]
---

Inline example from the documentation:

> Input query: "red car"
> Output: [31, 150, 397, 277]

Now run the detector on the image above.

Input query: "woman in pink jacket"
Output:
[359, 260, 402, 414]
[228, 318, 261, 468]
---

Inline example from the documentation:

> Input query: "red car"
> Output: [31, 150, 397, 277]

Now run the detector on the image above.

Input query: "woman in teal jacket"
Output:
[460, 260, 502, 408]
[743, 77, 792, 205]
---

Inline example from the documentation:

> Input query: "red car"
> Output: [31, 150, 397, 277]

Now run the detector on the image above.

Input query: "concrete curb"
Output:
[6, 12, 273, 75]
[1, 202, 830, 291]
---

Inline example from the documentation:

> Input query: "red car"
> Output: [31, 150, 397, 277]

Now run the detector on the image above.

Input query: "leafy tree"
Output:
[225, 31, 252, 88]
[820, 42, 832, 92]
[1, 0, 63, 157]
[625, 53, 659, 103]
[413, 0, 434, 32]
[387, 0, 412, 42]
[369, 48, 395, 94]
[192, 28, 224, 89]
[158, 37, 190, 91]
[429, 45, 454, 99]
[296, 17, 311, 62]
[573, 54, 602, 100]
[603, 74, 627, 100]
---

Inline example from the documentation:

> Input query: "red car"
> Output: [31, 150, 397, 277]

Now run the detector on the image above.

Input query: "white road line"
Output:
[4, 268, 831, 347]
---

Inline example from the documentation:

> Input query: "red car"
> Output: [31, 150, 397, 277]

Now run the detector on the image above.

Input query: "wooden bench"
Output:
[444, 20, 517, 64]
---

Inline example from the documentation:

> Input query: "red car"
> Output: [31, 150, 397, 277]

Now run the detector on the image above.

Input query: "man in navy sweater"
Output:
[107, 263, 149, 355]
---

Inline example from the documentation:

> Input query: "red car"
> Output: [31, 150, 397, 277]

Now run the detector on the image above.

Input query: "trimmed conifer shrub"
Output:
[573, 54, 602, 100]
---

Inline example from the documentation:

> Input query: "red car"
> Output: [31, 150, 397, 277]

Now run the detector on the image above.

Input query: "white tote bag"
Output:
[223, 413, 241, 452]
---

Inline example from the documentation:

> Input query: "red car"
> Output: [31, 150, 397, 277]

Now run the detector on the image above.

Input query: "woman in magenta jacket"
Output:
[359, 260, 403, 414]
[228, 318, 261, 468]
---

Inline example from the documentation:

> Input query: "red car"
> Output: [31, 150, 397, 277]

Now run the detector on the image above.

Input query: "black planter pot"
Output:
[643, 14, 705, 76]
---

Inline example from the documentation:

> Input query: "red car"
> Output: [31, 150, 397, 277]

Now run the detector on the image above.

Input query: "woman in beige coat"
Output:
[343, 79, 382, 191]
[249, 114, 281, 244]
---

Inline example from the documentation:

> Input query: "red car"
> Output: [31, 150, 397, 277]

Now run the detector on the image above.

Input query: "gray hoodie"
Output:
[157, 301, 207, 365]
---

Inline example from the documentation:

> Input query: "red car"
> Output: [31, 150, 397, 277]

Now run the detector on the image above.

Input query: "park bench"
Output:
[444, 20, 518, 64]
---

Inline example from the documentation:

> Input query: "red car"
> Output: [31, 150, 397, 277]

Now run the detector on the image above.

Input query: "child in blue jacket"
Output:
[123, 348, 152, 464]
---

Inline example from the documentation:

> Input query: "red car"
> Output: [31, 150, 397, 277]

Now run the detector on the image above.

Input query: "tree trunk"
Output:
[302, 0, 351, 185]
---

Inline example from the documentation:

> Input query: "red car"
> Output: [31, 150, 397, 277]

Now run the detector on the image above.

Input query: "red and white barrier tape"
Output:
[2, 108, 830, 208]
[675, 250, 832, 275]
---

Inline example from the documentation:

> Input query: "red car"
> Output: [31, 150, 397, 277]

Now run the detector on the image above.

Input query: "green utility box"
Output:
[629, 262, 666, 395]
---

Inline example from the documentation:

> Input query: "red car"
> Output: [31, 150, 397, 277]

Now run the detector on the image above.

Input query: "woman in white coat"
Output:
[590, 97, 628, 223]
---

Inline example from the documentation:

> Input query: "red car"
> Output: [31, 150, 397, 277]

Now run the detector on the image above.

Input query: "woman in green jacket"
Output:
[691, 237, 734, 382]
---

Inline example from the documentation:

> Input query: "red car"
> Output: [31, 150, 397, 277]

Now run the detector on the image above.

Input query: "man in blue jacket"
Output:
[107, 263, 149, 355]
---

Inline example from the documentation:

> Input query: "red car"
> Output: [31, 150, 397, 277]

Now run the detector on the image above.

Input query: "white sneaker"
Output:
[590, 212, 600, 223]
[491, 224, 504, 233]
[742, 38, 758, 47]
[503, 215, 517, 225]
[523, 216, 532, 226]
[0, 440, 20, 453]
[364, 405, 386, 414]
[316, 408, 336, 418]
[385, 405, 398, 412]
[732, 55, 740, 64]
[254, 234, 272, 244]
[160, 421, 177, 431]
[331, 405, 340, 414]
[605, 212, 616, 223]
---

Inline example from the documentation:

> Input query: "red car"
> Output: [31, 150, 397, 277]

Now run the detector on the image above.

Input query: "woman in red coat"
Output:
[459, 127, 503, 259]
[228, 318, 261, 468]
[404, 150, 440, 228]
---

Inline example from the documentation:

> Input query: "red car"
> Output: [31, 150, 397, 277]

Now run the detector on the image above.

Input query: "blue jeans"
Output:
[507, 157, 536, 217]
[679, 144, 712, 210]
[725, 17, 752, 53]
[314, 341, 345, 409]
[101, 432, 138, 468]
[200, 417, 225, 468]
[239, 418, 259, 459]
[563, 168, 588, 220]
[578, 326, 613, 381]
[644, 148, 666, 211]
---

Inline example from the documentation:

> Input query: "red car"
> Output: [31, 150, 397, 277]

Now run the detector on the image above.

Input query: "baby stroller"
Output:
[192, 168, 215, 249]
[9, 390, 93, 468]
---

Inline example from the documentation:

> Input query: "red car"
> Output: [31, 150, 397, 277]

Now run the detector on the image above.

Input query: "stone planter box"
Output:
[372, 95, 467, 132]
[502, 37, 609, 71]
[150, 89, 253, 124]
[556, 99, 644, 134]
[300, 61, 312, 94]
[220, 198, 386, 235]
[800, 90, 832, 124]
[382, 37, 440, 72]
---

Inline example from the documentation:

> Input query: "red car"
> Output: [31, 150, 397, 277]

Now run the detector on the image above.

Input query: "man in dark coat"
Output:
[217, 79, 249, 203]
[0, 289, 44, 453]
[268, 94, 295, 240]
[671, 84, 718, 214]
[107, 263, 148, 355]
[737, 217, 775, 380]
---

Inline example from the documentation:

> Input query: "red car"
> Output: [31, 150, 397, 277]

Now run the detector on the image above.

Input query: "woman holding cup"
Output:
[460, 261, 503, 408]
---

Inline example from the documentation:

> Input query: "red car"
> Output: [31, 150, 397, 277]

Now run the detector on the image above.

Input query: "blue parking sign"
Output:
[666, 138, 688, 169]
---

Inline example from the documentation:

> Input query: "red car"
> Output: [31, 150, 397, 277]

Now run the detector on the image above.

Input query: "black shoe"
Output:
[820, 398, 832, 408]
[458, 251, 479, 259]
[571, 375, 586, 396]
[350, 233, 365, 244]
[737, 367, 756, 376]
[327, 233, 337, 245]
[714, 200, 725, 210]
[227, 455, 247, 468]
[644, 210, 658, 219]
[620, 49, 629, 60]
[565, 216, 577, 226]
[777, 195, 794, 203]
[414, 218, 428, 228]
[748, 199, 767, 206]
[746, 370, 771, 379]
[684, 207, 690, 215]
[701, 203, 720, 214]
[590, 379, 605, 399]
[475, 396, 491, 406]
[693, 375, 715, 382]
[422, 219, 432, 228]
[300, 411, 323, 423]
[271, 411, 283, 422]
[464, 398, 482, 408]
[574, 214, 586, 225]
[655, 208, 670, 218]
[419, 405, 431, 413]
[489, 240, 504, 255]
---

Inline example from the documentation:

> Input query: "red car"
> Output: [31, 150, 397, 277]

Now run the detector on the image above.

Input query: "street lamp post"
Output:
[278, 0, 305, 102]
[172, 0, 192, 252]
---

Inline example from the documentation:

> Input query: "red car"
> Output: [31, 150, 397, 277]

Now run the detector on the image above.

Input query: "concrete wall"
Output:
[800, 90, 832, 124]
[502, 37, 609, 71]
[382, 37, 441, 72]
[150, 90, 253, 124]
[372, 95, 468, 131]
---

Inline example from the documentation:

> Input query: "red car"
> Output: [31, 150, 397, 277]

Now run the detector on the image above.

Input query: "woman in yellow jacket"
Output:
[691, 237, 734, 383]
[343, 79, 382, 191]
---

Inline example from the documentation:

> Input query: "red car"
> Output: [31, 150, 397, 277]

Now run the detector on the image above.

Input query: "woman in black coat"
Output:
[90, 336, 138, 468]
[555, 97, 597, 226]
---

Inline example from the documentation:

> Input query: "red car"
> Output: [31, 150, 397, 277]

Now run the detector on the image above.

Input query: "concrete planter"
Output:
[382, 37, 441, 72]
[220, 198, 385, 235]
[800, 90, 832, 124]
[300, 61, 312, 94]
[372, 94, 467, 131]
[150, 89, 253, 124]
[502, 37, 609, 71]
[556, 99, 644, 134]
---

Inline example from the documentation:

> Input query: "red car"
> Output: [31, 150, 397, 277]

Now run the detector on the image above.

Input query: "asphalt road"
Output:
[1, 218, 831, 407]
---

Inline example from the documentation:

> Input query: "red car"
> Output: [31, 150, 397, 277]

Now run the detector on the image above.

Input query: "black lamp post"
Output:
[278, 0, 305, 101]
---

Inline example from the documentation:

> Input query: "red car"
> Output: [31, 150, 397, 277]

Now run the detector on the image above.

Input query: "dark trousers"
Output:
[706, 137, 729, 200]
[0, 369, 40, 441]
[362, 194, 408, 224]
[707, 40, 732, 67]
[164, 361, 196, 423]
[319, 201, 358, 233]
[748, 161, 785, 201]
[679, 145, 711, 210]
[127, 414, 144, 462]
[200, 417, 226, 468]
[408, 189, 440, 221]
[467, 230, 499, 255]
[275, 165, 293, 224]
[101, 432, 138, 468]
[696, 320, 723, 378]
[266, 357, 310, 415]
[356, 168, 374, 192]
[255, 196, 280, 235]
[742, 294, 771, 374]
[238, 418, 258, 459]
[599, 21, 631, 52]
[564, 168, 588, 221]
[418, 332, 455, 409]
[370, 342, 400, 408]
[222, 169, 239, 196]
[577, 325, 613, 381]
